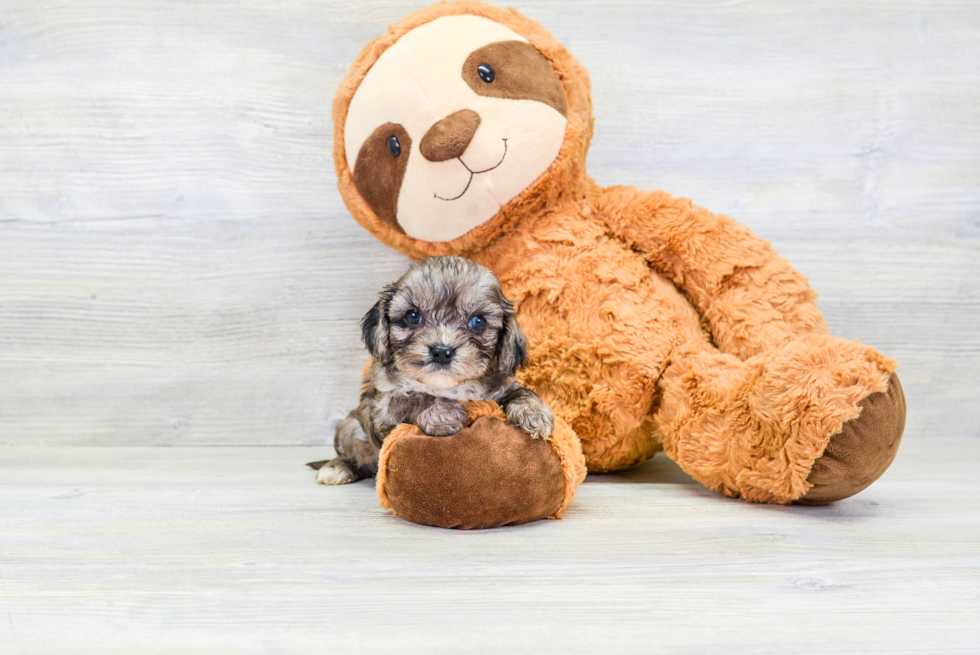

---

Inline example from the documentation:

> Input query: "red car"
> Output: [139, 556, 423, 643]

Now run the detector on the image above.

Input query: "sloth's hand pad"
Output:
[376, 401, 585, 529]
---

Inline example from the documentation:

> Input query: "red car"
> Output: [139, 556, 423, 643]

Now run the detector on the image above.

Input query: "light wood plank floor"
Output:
[2, 438, 978, 653]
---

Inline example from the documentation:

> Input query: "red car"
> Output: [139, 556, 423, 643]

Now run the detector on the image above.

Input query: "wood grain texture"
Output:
[0, 438, 978, 653]
[1, 0, 979, 445]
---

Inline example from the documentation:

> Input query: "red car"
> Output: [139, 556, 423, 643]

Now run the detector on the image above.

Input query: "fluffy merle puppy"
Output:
[311, 256, 554, 485]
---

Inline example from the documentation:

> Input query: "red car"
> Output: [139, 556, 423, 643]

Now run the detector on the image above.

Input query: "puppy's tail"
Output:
[305, 460, 330, 470]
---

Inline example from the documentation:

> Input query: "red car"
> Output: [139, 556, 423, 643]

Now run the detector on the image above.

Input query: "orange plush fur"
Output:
[335, 1, 905, 508]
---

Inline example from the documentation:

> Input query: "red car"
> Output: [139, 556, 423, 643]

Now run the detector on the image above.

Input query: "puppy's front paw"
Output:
[506, 395, 555, 440]
[316, 459, 358, 485]
[417, 398, 467, 437]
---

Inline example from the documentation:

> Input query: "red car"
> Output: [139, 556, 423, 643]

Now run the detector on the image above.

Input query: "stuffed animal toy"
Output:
[330, 1, 906, 528]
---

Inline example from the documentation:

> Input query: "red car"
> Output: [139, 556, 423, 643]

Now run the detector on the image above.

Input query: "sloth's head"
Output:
[334, 2, 593, 256]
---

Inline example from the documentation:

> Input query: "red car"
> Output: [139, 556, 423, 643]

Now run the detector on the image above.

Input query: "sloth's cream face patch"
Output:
[345, 15, 568, 242]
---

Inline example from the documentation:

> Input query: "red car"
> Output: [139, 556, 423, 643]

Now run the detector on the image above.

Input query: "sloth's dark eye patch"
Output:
[352, 122, 411, 233]
[386, 135, 401, 157]
[477, 64, 495, 83]
[462, 41, 567, 117]
[405, 310, 423, 325]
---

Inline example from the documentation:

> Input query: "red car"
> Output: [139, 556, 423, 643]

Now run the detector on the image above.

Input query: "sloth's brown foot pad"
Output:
[376, 401, 586, 529]
[798, 373, 906, 505]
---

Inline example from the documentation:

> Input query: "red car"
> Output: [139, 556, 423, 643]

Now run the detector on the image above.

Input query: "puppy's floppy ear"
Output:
[496, 296, 528, 376]
[361, 284, 395, 362]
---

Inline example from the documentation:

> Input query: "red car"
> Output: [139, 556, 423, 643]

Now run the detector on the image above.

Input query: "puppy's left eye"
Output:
[467, 315, 487, 332]
[405, 310, 422, 325]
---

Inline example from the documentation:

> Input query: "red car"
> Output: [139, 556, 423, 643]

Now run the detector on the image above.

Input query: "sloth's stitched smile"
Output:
[434, 139, 508, 202]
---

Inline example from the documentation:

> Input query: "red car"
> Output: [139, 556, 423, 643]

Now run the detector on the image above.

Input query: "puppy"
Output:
[311, 255, 554, 485]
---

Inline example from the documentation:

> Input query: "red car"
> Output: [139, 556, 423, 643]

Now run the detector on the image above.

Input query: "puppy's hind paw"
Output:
[315, 460, 358, 485]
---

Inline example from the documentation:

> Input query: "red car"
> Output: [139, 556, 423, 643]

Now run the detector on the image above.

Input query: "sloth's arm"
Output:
[593, 185, 829, 359]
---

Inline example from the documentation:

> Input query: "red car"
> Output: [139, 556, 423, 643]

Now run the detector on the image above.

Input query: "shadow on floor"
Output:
[581, 453, 915, 519]
[583, 453, 694, 485]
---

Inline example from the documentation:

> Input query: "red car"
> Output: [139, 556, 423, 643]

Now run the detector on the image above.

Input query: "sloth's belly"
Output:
[502, 239, 706, 472]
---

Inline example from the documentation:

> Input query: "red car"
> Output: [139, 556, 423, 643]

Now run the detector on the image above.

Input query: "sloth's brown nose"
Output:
[420, 109, 481, 162]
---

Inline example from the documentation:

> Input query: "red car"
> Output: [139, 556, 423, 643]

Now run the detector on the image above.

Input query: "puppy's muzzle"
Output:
[429, 344, 455, 366]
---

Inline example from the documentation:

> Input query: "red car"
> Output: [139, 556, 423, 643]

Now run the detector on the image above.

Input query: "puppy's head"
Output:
[361, 256, 527, 389]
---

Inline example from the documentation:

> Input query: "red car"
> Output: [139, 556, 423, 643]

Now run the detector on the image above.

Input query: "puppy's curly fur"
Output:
[311, 256, 554, 485]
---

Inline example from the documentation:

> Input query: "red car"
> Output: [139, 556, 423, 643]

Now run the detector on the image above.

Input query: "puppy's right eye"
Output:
[405, 310, 422, 325]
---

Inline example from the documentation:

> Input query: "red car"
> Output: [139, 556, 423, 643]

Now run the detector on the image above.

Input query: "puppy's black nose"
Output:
[430, 345, 455, 366]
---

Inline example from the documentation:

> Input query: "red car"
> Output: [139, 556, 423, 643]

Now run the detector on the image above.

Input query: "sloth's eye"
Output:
[476, 64, 495, 84]
[467, 315, 487, 332]
[405, 310, 422, 325]
[386, 135, 401, 157]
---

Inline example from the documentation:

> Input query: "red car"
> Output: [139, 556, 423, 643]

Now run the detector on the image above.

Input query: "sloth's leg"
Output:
[654, 335, 903, 504]
[594, 187, 829, 360]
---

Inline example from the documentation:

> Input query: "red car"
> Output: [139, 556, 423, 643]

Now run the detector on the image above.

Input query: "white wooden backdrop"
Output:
[1, 0, 978, 447]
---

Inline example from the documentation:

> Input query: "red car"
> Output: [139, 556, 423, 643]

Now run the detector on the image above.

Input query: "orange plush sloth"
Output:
[331, 1, 906, 528]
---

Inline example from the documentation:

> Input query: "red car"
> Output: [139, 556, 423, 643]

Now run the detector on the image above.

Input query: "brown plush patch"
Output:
[420, 109, 481, 162]
[797, 373, 906, 505]
[376, 401, 585, 527]
[352, 122, 412, 232]
[378, 416, 565, 529]
[463, 41, 568, 117]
